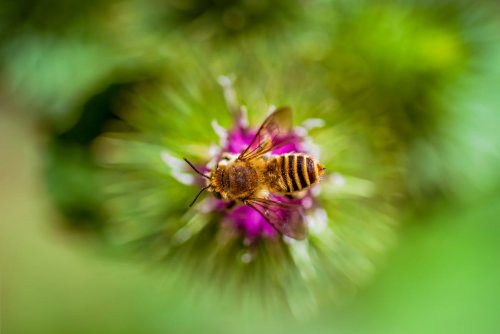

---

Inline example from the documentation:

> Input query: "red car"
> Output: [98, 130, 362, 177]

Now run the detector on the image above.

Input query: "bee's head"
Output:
[211, 163, 226, 192]
[183, 157, 231, 206]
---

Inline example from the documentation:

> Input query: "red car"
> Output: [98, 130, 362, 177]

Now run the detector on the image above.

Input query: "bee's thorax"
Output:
[212, 161, 259, 200]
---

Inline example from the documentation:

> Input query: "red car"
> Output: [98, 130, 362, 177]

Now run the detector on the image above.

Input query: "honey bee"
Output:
[184, 107, 325, 240]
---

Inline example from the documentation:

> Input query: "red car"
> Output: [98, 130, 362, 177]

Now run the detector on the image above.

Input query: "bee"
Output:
[184, 107, 325, 240]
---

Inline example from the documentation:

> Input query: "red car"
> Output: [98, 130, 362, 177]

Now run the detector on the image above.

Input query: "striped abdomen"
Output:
[272, 154, 324, 193]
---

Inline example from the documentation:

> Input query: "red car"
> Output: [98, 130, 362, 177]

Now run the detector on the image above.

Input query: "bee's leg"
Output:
[226, 201, 236, 210]
[285, 194, 295, 200]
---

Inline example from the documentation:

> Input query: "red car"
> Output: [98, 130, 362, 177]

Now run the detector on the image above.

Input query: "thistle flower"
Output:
[93, 75, 397, 315]
[174, 77, 324, 244]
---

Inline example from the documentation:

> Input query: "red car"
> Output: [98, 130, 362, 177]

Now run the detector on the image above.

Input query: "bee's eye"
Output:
[214, 192, 222, 199]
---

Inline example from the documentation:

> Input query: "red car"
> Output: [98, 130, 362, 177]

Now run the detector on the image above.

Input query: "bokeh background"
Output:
[2, 0, 500, 333]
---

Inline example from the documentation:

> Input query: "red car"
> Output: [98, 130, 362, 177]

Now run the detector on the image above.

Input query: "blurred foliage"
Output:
[157, 0, 302, 38]
[2, 0, 500, 331]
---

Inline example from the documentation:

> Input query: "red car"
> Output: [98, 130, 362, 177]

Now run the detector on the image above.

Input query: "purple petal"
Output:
[223, 205, 277, 240]
[271, 133, 304, 154]
[226, 126, 256, 154]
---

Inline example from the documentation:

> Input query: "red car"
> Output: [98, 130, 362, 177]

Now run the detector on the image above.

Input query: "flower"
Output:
[177, 80, 323, 244]
[91, 74, 397, 316]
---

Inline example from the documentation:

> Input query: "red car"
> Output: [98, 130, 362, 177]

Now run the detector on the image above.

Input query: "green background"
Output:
[2, 0, 500, 333]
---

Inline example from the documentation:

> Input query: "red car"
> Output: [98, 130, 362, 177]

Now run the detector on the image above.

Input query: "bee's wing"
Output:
[246, 197, 306, 240]
[237, 107, 293, 161]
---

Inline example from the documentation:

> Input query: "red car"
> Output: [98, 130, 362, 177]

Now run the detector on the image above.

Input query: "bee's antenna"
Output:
[189, 185, 210, 207]
[183, 158, 210, 180]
